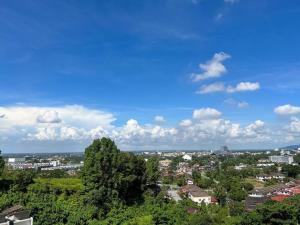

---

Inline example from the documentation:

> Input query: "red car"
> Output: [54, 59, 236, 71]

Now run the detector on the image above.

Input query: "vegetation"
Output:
[1, 140, 300, 224]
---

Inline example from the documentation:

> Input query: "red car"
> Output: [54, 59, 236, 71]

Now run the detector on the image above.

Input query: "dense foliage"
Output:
[1, 141, 300, 224]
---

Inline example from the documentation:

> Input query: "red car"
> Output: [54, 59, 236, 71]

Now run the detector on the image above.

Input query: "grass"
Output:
[30, 178, 84, 192]
[245, 178, 264, 188]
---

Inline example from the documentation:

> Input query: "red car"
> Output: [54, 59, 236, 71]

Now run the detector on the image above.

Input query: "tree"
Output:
[241, 201, 297, 225]
[146, 157, 160, 186]
[282, 164, 300, 178]
[228, 186, 247, 202]
[82, 138, 146, 207]
[229, 201, 245, 216]
[12, 170, 35, 192]
[214, 185, 227, 206]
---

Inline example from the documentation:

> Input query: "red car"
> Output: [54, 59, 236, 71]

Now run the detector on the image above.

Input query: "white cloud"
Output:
[180, 119, 193, 127]
[37, 110, 61, 123]
[274, 104, 300, 116]
[227, 82, 260, 93]
[289, 117, 300, 133]
[154, 115, 166, 123]
[191, 52, 231, 82]
[0, 105, 115, 130]
[197, 83, 225, 94]
[237, 101, 249, 108]
[197, 82, 260, 94]
[0, 104, 297, 151]
[0, 113, 5, 118]
[193, 108, 222, 120]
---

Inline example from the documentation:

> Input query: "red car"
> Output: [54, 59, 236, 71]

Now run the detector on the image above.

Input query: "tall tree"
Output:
[82, 138, 146, 206]
[146, 157, 160, 186]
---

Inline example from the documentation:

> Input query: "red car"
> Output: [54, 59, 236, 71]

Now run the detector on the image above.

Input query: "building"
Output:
[269, 155, 293, 164]
[182, 154, 192, 161]
[256, 173, 285, 182]
[245, 196, 269, 211]
[0, 205, 33, 225]
[159, 159, 172, 168]
[7, 158, 26, 164]
[234, 164, 248, 170]
[181, 185, 211, 204]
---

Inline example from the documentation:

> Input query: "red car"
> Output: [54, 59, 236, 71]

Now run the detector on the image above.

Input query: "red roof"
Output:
[289, 187, 300, 194]
[271, 195, 289, 202]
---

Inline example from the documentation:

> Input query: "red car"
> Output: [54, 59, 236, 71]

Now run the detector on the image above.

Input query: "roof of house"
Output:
[271, 195, 290, 202]
[0, 205, 23, 216]
[289, 187, 300, 194]
[0, 205, 30, 223]
[181, 184, 210, 198]
[245, 196, 269, 211]
[251, 183, 295, 195]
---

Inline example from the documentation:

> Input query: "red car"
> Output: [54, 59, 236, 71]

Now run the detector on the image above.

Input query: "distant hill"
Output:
[281, 144, 300, 150]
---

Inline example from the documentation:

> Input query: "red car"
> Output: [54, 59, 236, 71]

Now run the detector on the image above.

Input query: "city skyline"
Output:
[1, 0, 300, 152]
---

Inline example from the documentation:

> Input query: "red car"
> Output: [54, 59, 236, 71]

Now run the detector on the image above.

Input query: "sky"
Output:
[1, 0, 300, 153]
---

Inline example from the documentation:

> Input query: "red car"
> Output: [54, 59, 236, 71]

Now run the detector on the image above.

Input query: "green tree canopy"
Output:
[145, 156, 160, 186]
[82, 138, 146, 207]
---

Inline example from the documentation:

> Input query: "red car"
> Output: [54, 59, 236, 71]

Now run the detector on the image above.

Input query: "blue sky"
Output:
[1, 0, 300, 152]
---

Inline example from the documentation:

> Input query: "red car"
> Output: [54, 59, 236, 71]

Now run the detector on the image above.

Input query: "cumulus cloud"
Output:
[37, 110, 61, 123]
[227, 82, 260, 93]
[274, 104, 300, 116]
[0, 104, 295, 151]
[191, 52, 231, 82]
[289, 117, 300, 133]
[197, 83, 225, 94]
[0, 113, 5, 118]
[180, 119, 193, 127]
[197, 82, 260, 94]
[0, 105, 115, 129]
[154, 116, 166, 123]
[193, 108, 222, 120]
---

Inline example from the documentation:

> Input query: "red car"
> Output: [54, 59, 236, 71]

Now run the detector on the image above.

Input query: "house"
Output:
[245, 196, 269, 211]
[180, 185, 211, 204]
[0, 205, 33, 225]
[234, 164, 247, 170]
[256, 173, 285, 182]
[159, 159, 172, 169]
[271, 195, 290, 202]
[186, 179, 194, 185]
[182, 154, 192, 161]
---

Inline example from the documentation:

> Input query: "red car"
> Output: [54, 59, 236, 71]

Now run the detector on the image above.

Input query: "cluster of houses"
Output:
[245, 180, 300, 211]
[5, 157, 83, 175]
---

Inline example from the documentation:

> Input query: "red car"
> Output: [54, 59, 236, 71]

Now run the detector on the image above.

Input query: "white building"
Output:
[256, 173, 285, 182]
[182, 154, 192, 161]
[269, 155, 293, 164]
[188, 188, 211, 204]
[8, 158, 25, 163]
